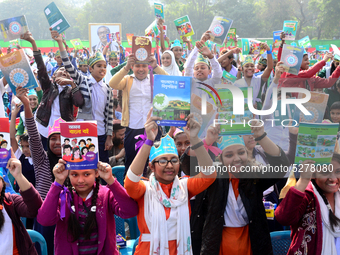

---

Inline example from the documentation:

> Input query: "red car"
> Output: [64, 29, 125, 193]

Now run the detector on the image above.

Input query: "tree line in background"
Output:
[0, 0, 339, 41]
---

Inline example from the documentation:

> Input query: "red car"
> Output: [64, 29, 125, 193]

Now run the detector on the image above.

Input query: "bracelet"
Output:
[145, 139, 154, 146]
[267, 50, 272, 54]
[191, 141, 204, 150]
[254, 132, 267, 141]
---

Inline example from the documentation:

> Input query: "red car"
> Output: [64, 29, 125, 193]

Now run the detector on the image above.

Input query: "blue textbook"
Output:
[153, 75, 191, 126]
[44, 2, 70, 34]
[281, 44, 304, 75]
[0, 15, 29, 42]
[0, 49, 38, 95]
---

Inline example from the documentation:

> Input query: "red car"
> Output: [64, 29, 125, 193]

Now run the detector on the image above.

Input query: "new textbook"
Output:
[44, 2, 70, 34]
[0, 15, 29, 42]
[60, 121, 99, 170]
[283, 20, 298, 40]
[208, 16, 233, 45]
[0, 49, 38, 95]
[153, 75, 191, 126]
[174, 15, 194, 38]
[281, 44, 304, 75]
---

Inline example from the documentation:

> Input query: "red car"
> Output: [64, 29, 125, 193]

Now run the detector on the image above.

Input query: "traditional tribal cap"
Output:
[149, 135, 178, 162]
[79, 58, 88, 66]
[258, 57, 267, 66]
[48, 118, 66, 137]
[241, 55, 254, 67]
[88, 52, 105, 67]
[195, 53, 210, 67]
[171, 39, 182, 49]
[109, 51, 118, 59]
[27, 89, 37, 97]
[217, 135, 245, 151]
[55, 50, 61, 57]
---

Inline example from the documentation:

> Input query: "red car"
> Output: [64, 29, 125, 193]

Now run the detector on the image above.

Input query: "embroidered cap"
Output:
[149, 135, 178, 162]
[258, 57, 267, 66]
[88, 52, 105, 67]
[78, 58, 88, 66]
[195, 53, 210, 67]
[217, 135, 245, 151]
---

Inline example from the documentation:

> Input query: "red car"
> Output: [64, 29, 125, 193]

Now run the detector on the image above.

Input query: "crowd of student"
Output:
[0, 18, 340, 255]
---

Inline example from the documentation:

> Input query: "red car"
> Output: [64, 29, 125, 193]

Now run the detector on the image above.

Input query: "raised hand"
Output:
[97, 161, 115, 185]
[50, 27, 63, 42]
[15, 86, 29, 107]
[144, 108, 161, 141]
[7, 158, 22, 180]
[53, 159, 68, 185]
[184, 114, 201, 139]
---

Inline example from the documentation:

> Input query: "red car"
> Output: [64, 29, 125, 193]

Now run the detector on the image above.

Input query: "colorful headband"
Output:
[88, 52, 105, 67]
[241, 55, 254, 67]
[48, 118, 66, 137]
[217, 135, 245, 151]
[171, 39, 182, 49]
[149, 135, 178, 162]
[195, 53, 210, 67]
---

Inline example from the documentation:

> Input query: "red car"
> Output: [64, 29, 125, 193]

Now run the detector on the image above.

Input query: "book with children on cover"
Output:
[70, 39, 84, 50]
[208, 16, 233, 45]
[295, 122, 338, 165]
[0, 118, 11, 168]
[283, 20, 298, 40]
[60, 121, 98, 170]
[153, 75, 191, 127]
[132, 36, 152, 64]
[0, 49, 39, 95]
[0, 15, 29, 42]
[174, 15, 194, 38]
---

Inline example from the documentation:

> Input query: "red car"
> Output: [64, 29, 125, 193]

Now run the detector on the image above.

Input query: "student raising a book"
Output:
[109, 44, 168, 175]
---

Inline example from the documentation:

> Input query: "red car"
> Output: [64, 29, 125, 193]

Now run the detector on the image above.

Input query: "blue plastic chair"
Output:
[112, 166, 140, 239]
[27, 230, 48, 255]
[132, 237, 139, 255]
[115, 215, 126, 239]
[270, 230, 291, 255]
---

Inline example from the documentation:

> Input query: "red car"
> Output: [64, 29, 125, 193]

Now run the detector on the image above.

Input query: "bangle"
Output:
[191, 141, 204, 150]
[254, 132, 267, 141]
[267, 50, 272, 54]
[145, 139, 154, 146]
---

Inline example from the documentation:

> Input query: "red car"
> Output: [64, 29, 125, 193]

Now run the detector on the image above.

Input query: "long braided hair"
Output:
[312, 153, 340, 231]
[65, 175, 100, 242]
[0, 177, 6, 232]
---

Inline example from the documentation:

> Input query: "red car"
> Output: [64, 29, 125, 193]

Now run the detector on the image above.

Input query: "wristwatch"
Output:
[254, 132, 267, 141]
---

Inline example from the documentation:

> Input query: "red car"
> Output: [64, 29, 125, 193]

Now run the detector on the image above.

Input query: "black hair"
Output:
[47, 135, 62, 181]
[81, 147, 88, 155]
[0, 134, 3, 138]
[87, 138, 92, 142]
[71, 147, 82, 160]
[19, 134, 29, 143]
[66, 176, 100, 241]
[64, 145, 72, 151]
[78, 139, 86, 146]
[310, 153, 340, 231]
[0, 177, 6, 232]
[330, 101, 340, 111]
[0, 141, 8, 146]
[64, 138, 70, 142]
[88, 144, 95, 150]
[113, 98, 118, 108]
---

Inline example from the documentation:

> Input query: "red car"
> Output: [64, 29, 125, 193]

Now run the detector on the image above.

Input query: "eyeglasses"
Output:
[154, 157, 179, 166]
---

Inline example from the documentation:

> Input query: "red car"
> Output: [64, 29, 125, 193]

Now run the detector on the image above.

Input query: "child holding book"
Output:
[37, 160, 138, 255]
[0, 158, 42, 255]
[109, 48, 168, 173]
[275, 156, 340, 255]
[51, 28, 114, 164]
[124, 109, 216, 255]
[184, 31, 223, 114]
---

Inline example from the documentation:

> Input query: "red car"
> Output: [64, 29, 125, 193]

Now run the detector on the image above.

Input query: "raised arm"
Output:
[260, 43, 273, 81]
[10, 104, 21, 153]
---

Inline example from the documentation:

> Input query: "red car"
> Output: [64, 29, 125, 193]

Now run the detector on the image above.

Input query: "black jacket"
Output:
[34, 50, 84, 128]
[191, 147, 290, 255]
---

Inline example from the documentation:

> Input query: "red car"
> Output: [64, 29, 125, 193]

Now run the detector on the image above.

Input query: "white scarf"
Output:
[144, 173, 192, 255]
[161, 50, 182, 76]
[312, 183, 340, 255]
